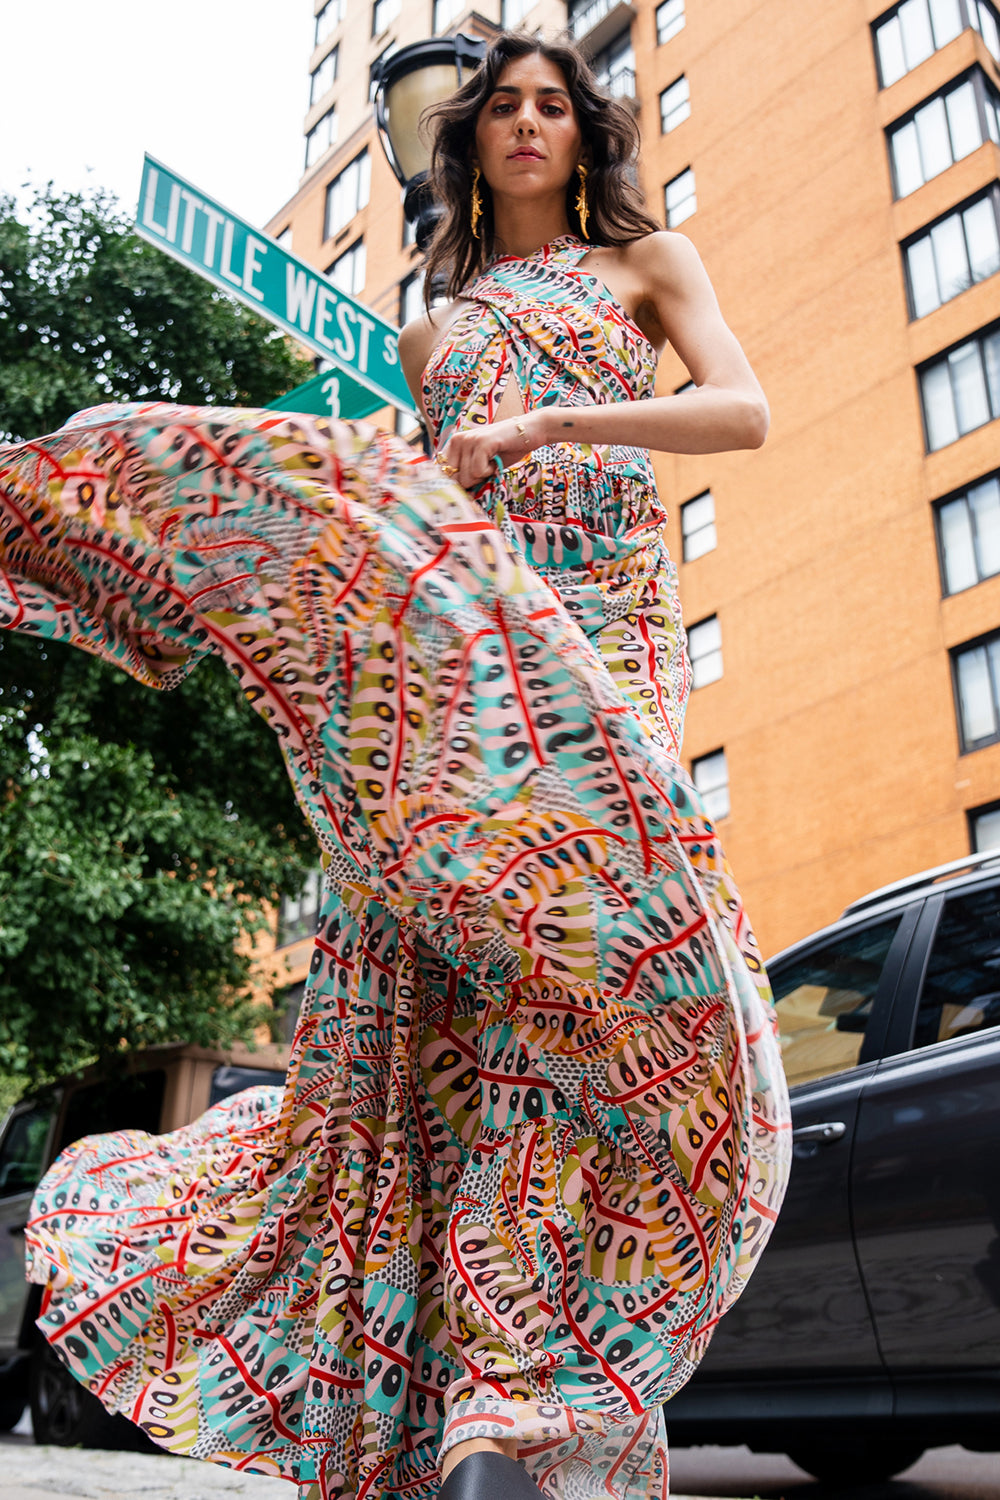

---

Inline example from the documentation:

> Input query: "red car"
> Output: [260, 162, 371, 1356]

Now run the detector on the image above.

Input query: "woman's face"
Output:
[474, 53, 583, 202]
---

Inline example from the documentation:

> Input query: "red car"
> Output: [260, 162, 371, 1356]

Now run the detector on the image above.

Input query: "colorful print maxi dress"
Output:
[0, 236, 790, 1500]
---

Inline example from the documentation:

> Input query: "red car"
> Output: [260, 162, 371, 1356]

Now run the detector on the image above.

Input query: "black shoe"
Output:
[439, 1450, 545, 1500]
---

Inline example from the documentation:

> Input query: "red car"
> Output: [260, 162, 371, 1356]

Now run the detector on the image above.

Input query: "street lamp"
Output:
[372, 34, 487, 251]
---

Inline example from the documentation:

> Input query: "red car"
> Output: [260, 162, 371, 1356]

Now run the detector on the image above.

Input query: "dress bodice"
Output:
[421, 235, 658, 479]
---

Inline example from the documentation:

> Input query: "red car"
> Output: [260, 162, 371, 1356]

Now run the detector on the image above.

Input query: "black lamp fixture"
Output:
[372, 33, 487, 252]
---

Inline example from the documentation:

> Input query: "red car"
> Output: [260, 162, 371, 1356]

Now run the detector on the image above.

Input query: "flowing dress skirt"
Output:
[0, 405, 790, 1500]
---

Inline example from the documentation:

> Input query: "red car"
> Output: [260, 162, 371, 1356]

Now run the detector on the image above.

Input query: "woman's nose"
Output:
[515, 107, 538, 135]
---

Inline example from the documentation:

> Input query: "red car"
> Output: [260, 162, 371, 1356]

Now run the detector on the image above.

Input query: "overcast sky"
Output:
[2, 0, 315, 229]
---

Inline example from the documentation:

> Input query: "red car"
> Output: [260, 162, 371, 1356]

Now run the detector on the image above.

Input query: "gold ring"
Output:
[438, 460, 458, 477]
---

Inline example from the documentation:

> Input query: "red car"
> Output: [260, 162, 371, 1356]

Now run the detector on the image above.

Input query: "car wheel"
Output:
[0, 1395, 25, 1431]
[786, 1438, 925, 1485]
[28, 1341, 156, 1451]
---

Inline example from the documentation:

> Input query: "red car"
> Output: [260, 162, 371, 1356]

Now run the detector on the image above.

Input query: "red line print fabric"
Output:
[0, 236, 790, 1500]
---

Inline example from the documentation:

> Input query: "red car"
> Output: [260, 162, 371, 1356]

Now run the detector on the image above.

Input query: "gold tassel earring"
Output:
[470, 165, 483, 240]
[575, 163, 589, 240]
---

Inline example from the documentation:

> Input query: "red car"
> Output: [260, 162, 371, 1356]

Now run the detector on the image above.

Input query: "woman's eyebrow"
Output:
[489, 84, 572, 101]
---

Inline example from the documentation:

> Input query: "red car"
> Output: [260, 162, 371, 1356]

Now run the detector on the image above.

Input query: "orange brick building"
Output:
[263, 0, 1000, 1013]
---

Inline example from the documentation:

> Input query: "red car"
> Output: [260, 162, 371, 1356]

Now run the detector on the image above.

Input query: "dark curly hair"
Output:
[422, 31, 660, 308]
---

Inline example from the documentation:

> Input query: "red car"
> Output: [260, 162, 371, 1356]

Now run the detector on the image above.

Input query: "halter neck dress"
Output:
[0, 235, 790, 1500]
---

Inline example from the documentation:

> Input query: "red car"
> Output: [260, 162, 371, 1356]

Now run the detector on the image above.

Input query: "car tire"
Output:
[28, 1340, 157, 1451]
[786, 1437, 925, 1485]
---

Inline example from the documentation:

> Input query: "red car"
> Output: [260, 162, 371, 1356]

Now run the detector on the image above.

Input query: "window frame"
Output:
[968, 799, 1000, 850]
[433, 0, 465, 31]
[901, 182, 1000, 318]
[917, 318, 1000, 451]
[309, 44, 339, 108]
[327, 236, 366, 297]
[887, 68, 1000, 199]
[659, 74, 691, 134]
[680, 488, 717, 561]
[305, 107, 338, 172]
[950, 627, 1000, 752]
[324, 149, 371, 241]
[691, 746, 730, 820]
[372, 0, 401, 38]
[655, 0, 685, 46]
[664, 166, 697, 227]
[686, 612, 723, 689]
[314, 0, 344, 48]
[873, 0, 1000, 87]
[933, 465, 1000, 593]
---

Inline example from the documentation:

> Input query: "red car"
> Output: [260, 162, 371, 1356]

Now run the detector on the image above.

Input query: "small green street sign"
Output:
[135, 155, 416, 416]
[265, 365, 386, 421]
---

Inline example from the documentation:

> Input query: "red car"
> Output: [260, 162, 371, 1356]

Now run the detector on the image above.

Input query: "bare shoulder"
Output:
[619, 230, 709, 293]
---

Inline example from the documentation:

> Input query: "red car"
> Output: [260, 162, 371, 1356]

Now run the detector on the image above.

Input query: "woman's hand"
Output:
[435, 411, 541, 489]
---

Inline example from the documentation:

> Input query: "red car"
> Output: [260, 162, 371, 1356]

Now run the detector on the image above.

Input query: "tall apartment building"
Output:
[264, 0, 1000, 1017]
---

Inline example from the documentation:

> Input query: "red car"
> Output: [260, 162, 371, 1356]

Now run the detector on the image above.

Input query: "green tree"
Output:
[0, 186, 318, 1088]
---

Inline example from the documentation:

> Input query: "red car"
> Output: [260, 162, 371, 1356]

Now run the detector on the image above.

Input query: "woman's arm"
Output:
[436, 231, 769, 490]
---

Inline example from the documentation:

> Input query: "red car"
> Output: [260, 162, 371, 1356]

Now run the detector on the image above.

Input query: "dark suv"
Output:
[665, 850, 1000, 1483]
[0, 1042, 287, 1446]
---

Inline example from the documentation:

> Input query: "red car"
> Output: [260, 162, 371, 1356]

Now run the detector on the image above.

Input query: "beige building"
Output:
[263, 0, 1000, 1015]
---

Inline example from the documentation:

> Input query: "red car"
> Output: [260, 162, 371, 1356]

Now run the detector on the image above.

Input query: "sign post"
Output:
[135, 155, 416, 419]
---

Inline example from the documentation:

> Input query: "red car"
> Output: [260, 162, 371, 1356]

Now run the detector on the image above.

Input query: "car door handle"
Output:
[792, 1121, 847, 1144]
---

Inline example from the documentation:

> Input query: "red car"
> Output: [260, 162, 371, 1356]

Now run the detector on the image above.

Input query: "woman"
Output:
[0, 31, 788, 1500]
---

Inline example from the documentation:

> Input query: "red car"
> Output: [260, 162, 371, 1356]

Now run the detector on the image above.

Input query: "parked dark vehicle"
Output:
[665, 850, 1000, 1484]
[0, 1042, 287, 1446]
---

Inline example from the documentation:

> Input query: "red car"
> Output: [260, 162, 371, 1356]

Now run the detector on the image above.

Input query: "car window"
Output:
[771, 916, 903, 1087]
[208, 1065, 286, 1108]
[57, 1070, 167, 1155]
[0, 1104, 53, 1198]
[913, 884, 1000, 1048]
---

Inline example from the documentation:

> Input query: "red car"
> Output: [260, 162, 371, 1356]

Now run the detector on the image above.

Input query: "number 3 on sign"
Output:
[322, 374, 341, 418]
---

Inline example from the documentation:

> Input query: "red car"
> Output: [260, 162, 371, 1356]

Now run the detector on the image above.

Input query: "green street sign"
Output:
[135, 154, 416, 416]
[265, 365, 386, 421]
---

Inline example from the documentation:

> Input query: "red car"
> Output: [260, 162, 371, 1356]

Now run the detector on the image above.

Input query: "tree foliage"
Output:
[0, 186, 318, 1087]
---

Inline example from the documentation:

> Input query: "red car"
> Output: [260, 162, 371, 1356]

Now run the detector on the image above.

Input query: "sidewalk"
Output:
[1, 1438, 745, 1500]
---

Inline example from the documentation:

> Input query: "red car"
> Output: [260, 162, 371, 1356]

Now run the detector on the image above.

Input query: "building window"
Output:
[433, 0, 465, 29]
[688, 614, 723, 688]
[279, 868, 323, 945]
[402, 211, 418, 248]
[274, 227, 292, 250]
[328, 237, 366, 296]
[936, 471, 1000, 592]
[590, 32, 636, 100]
[665, 167, 696, 227]
[889, 72, 1000, 198]
[674, 378, 696, 395]
[681, 490, 717, 561]
[970, 800, 1000, 849]
[305, 109, 338, 171]
[919, 322, 1000, 450]
[372, 0, 401, 36]
[874, 0, 964, 87]
[309, 45, 338, 107]
[324, 150, 371, 240]
[315, 0, 345, 47]
[502, 0, 533, 25]
[399, 269, 425, 326]
[660, 75, 690, 133]
[905, 187, 1000, 316]
[953, 631, 1000, 750]
[396, 406, 424, 442]
[692, 748, 730, 820]
[969, 0, 1000, 61]
[656, 0, 685, 45]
